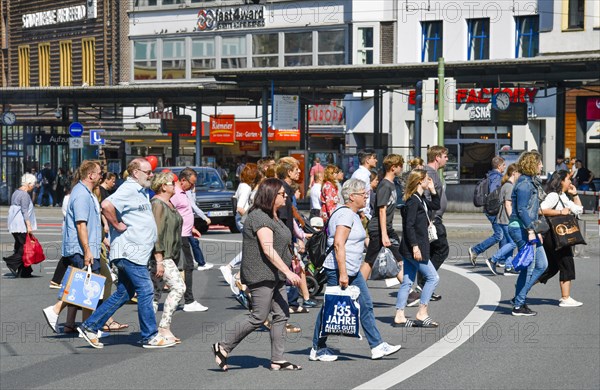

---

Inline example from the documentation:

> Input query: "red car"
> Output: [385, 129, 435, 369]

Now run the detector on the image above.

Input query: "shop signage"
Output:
[274, 129, 300, 142]
[209, 115, 235, 143]
[239, 141, 260, 152]
[235, 121, 275, 141]
[308, 103, 345, 125]
[196, 5, 265, 32]
[22, 5, 87, 29]
[409, 87, 538, 106]
[24, 134, 69, 145]
[468, 103, 537, 121]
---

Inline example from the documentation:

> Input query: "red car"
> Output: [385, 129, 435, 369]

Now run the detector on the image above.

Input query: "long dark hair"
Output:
[545, 170, 569, 194]
[248, 178, 283, 218]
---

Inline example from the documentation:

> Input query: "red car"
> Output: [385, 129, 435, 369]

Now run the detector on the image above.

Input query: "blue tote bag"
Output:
[512, 241, 537, 272]
[319, 285, 362, 339]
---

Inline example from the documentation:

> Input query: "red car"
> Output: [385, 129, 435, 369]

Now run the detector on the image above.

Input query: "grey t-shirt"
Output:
[323, 206, 366, 277]
[241, 208, 292, 285]
[497, 182, 513, 225]
[424, 165, 447, 218]
[367, 178, 397, 234]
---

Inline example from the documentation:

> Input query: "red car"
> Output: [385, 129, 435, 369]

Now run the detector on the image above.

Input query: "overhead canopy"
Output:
[1, 54, 598, 107]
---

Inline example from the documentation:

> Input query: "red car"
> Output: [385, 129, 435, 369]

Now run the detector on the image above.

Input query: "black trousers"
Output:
[182, 237, 196, 304]
[2, 233, 33, 277]
[418, 218, 448, 288]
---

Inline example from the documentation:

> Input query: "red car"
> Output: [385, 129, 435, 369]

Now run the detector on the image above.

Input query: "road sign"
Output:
[69, 122, 84, 137]
[90, 129, 105, 145]
[69, 137, 84, 149]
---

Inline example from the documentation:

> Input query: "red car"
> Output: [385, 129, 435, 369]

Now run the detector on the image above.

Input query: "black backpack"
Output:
[484, 186, 502, 216]
[473, 176, 490, 207]
[305, 206, 347, 268]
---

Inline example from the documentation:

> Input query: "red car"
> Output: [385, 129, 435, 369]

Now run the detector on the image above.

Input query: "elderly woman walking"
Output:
[212, 178, 302, 371]
[310, 178, 401, 362]
[3, 173, 38, 278]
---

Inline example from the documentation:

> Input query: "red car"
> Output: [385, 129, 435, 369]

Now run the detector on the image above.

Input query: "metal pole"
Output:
[374, 88, 380, 151]
[414, 81, 422, 159]
[261, 87, 269, 157]
[73, 104, 80, 168]
[437, 58, 445, 146]
[195, 102, 202, 166]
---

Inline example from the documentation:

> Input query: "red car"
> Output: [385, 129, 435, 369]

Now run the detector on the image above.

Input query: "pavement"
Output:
[0, 206, 599, 389]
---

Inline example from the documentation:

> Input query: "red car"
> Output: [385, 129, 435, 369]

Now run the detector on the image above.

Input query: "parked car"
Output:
[155, 166, 237, 233]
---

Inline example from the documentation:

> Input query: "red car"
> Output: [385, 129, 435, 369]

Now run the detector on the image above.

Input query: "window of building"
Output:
[356, 27, 374, 64]
[134, 40, 157, 80]
[567, 0, 584, 29]
[467, 18, 489, 60]
[285, 31, 312, 67]
[515, 16, 539, 58]
[252, 33, 279, 67]
[221, 36, 247, 69]
[162, 39, 186, 79]
[134, 0, 158, 6]
[59, 41, 72, 86]
[161, 0, 184, 5]
[318, 29, 345, 65]
[82, 38, 96, 86]
[38, 43, 50, 87]
[191, 37, 215, 77]
[18, 45, 30, 87]
[421, 21, 443, 62]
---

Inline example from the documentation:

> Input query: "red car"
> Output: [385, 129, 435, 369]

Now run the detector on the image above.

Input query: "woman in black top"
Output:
[393, 169, 441, 328]
[213, 178, 302, 371]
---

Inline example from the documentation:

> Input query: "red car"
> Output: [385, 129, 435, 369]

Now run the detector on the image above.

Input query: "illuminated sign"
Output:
[196, 5, 265, 32]
[409, 87, 538, 106]
[22, 5, 87, 29]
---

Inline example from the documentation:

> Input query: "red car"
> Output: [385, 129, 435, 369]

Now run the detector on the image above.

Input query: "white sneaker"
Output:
[183, 301, 209, 312]
[309, 347, 338, 362]
[77, 326, 104, 349]
[371, 342, 401, 360]
[559, 297, 583, 307]
[468, 247, 478, 266]
[197, 263, 214, 271]
[43, 306, 59, 333]
[385, 277, 401, 287]
[142, 334, 176, 349]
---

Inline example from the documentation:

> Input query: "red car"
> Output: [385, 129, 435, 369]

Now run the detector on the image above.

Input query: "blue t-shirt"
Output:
[323, 206, 366, 277]
[105, 178, 157, 265]
[62, 182, 102, 259]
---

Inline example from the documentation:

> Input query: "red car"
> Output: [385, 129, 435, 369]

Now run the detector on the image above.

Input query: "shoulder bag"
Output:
[545, 197, 587, 251]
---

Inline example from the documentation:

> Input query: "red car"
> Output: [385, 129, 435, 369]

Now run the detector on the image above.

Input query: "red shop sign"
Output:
[408, 87, 538, 105]
[209, 115, 235, 143]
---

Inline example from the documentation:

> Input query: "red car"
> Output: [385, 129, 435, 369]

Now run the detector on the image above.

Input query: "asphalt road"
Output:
[1, 207, 598, 389]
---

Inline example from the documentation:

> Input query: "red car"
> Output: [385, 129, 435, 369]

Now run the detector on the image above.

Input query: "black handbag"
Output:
[545, 197, 587, 250]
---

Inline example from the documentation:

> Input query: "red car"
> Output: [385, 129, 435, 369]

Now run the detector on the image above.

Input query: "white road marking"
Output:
[354, 264, 502, 390]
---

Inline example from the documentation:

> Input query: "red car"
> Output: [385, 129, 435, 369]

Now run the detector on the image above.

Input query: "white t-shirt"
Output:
[323, 206, 366, 277]
[310, 183, 322, 210]
[351, 165, 372, 218]
[234, 182, 252, 214]
[540, 192, 583, 216]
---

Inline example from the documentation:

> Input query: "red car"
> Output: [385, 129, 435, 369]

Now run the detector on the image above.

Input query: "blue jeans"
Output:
[312, 269, 383, 350]
[82, 258, 157, 341]
[37, 185, 54, 206]
[66, 253, 101, 274]
[508, 226, 548, 308]
[396, 256, 439, 309]
[490, 224, 516, 266]
[472, 214, 503, 255]
[189, 237, 206, 266]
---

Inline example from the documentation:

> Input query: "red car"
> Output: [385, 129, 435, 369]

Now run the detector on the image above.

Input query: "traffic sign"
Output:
[90, 129, 105, 145]
[69, 137, 84, 149]
[69, 122, 84, 137]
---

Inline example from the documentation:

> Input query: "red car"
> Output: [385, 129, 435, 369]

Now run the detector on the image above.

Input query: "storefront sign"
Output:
[409, 87, 538, 106]
[24, 134, 69, 145]
[468, 103, 537, 121]
[275, 129, 300, 142]
[22, 5, 87, 29]
[235, 121, 275, 141]
[209, 115, 235, 143]
[196, 5, 265, 31]
[239, 141, 260, 152]
[308, 102, 345, 125]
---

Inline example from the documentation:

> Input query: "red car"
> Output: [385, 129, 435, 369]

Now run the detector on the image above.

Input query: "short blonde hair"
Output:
[151, 172, 174, 193]
[21, 173, 36, 186]
[517, 151, 541, 176]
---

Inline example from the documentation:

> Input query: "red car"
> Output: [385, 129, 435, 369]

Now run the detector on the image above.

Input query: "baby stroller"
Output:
[303, 217, 328, 296]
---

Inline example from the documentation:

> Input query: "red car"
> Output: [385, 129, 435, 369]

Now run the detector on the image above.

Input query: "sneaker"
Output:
[142, 334, 176, 349]
[197, 263, 214, 271]
[496, 262, 506, 268]
[406, 291, 421, 307]
[371, 342, 401, 360]
[309, 347, 338, 362]
[430, 292, 442, 301]
[49, 281, 62, 289]
[485, 258, 498, 276]
[512, 305, 537, 317]
[504, 268, 519, 276]
[77, 326, 104, 349]
[303, 299, 318, 308]
[182, 301, 209, 312]
[468, 247, 478, 266]
[385, 277, 401, 287]
[42, 306, 59, 333]
[79, 330, 110, 339]
[559, 297, 583, 307]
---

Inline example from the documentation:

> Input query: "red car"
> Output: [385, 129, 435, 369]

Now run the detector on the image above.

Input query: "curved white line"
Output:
[354, 264, 501, 390]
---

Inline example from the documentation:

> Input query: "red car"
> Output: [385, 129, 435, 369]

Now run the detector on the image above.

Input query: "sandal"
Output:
[102, 321, 129, 332]
[289, 306, 309, 314]
[166, 336, 181, 344]
[285, 323, 301, 333]
[414, 317, 439, 328]
[270, 361, 302, 371]
[212, 342, 228, 372]
[392, 319, 416, 328]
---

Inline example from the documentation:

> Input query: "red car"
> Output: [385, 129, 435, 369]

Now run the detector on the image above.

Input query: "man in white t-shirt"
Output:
[351, 150, 378, 222]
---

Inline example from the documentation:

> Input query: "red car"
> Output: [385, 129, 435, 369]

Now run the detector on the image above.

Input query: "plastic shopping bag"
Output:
[511, 240, 537, 272]
[319, 285, 362, 339]
[22, 233, 45, 267]
[370, 247, 400, 280]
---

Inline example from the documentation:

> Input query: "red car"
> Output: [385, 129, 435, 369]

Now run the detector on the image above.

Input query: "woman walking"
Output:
[212, 178, 302, 371]
[320, 165, 342, 224]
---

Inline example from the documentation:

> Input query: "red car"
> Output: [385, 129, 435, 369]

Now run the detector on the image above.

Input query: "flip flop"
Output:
[289, 306, 309, 314]
[212, 343, 228, 372]
[102, 321, 129, 332]
[270, 361, 302, 371]
[392, 319, 416, 328]
[285, 323, 301, 333]
[414, 317, 439, 328]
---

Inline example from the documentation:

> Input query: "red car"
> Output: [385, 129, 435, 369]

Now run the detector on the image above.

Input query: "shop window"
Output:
[18, 45, 30, 87]
[318, 30, 345, 66]
[356, 27, 373, 64]
[38, 43, 50, 87]
[221, 36, 247, 69]
[285, 31, 312, 67]
[252, 33, 279, 68]
[134, 40, 157, 80]
[82, 38, 96, 86]
[567, 0, 584, 29]
[515, 16, 539, 58]
[467, 18, 489, 60]
[162, 39, 186, 79]
[191, 38, 215, 77]
[421, 21, 443, 62]
[59, 41, 72, 86]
